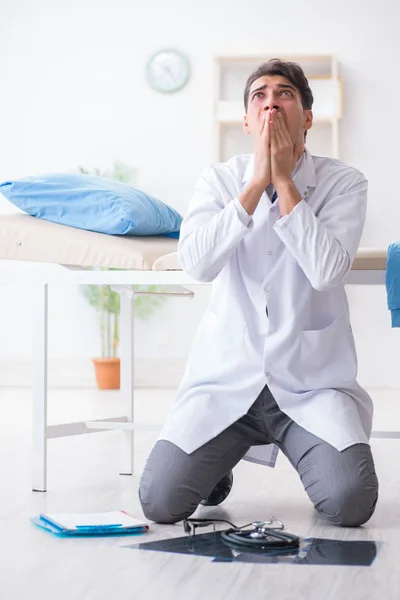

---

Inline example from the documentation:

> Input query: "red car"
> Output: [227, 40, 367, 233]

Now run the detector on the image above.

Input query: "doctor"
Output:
[139, 58, 379, 527]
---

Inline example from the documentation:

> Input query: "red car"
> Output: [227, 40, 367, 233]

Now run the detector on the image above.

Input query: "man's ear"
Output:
[304, 109, 313, 132]
[243, 114, 250, 135]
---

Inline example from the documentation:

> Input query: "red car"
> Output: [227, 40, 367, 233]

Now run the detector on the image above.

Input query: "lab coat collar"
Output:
[242, 148, 317, 197]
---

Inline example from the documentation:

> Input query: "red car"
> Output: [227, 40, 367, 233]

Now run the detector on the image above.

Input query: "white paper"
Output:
[42, 511, 147, 531]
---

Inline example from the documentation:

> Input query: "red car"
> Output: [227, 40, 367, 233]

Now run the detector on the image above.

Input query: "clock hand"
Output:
[163, 64, 176, 84]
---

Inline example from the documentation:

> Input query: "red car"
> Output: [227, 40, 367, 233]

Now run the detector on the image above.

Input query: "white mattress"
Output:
[0, 213, 387, 271]
[0, 214, 180, 271]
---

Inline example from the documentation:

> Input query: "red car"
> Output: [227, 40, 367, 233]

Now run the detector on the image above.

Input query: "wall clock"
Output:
[146, 49, 191, 94]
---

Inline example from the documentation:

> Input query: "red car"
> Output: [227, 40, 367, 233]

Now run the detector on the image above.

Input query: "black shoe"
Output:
[200, 471, 233, 506]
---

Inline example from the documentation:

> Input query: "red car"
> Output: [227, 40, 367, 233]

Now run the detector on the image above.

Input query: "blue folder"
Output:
[31, 512, 149, 537]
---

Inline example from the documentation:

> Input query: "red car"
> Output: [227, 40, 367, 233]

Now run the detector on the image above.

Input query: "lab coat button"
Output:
[266, 372, 271, 378]
[268, 251, 273, 256]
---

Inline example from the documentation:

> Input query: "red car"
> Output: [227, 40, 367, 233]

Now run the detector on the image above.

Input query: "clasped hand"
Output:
[253, 108, 304, 190]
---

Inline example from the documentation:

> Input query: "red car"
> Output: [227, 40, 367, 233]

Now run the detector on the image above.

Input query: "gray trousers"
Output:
[139, 384, 379, 527]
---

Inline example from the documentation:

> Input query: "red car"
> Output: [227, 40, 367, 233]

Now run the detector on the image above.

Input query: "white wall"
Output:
[0, 0, 400, 387]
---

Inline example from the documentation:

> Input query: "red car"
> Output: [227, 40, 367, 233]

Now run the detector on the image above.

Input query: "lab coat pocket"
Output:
[298, 317, 357, 390]
[186, 310, 247, 383]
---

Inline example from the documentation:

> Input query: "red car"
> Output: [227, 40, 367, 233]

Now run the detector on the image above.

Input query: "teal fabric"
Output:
[385, 243, 400, 327]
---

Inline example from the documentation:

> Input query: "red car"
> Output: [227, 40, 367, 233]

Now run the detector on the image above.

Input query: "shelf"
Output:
[213, 54, 341, 160]
[215, 54, 336, 77]
[215, 54, 335, 63]
[215, 78, 342, 123]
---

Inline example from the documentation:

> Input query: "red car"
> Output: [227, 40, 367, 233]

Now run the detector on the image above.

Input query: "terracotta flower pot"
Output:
[92, 357, 121, 390]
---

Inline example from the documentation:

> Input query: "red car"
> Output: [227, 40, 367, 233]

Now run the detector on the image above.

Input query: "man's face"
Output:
[244, 75, 313, 147]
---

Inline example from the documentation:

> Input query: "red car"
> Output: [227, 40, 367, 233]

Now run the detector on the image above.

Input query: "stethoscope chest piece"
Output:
[220, 519, 300, 553]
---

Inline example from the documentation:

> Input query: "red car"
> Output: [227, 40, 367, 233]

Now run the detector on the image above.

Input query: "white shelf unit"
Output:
[213, 54, 342, 162]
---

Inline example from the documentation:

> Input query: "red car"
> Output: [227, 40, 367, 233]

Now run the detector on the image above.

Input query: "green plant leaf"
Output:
[81, 283, 167, 357]
[77, 161, 137, 185]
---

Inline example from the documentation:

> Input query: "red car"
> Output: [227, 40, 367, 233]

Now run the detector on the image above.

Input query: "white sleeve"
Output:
[273, 177, 368, 291]
[178, 168, 253, 282]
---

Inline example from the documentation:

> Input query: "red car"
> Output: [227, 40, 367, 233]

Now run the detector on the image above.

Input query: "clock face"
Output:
[146, 49, 191, 94]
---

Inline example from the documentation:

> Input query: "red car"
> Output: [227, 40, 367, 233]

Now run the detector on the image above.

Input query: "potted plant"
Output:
[83, 283, 120, 389]
[79, 161, 167, 389]
[82, 282, 166, 389]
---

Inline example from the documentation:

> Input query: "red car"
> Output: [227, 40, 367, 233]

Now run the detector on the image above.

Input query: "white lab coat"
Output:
[159, 150, 373, 466]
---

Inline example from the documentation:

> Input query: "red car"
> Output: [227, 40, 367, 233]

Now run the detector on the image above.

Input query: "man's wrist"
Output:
[274, 178, 295, 195]
[239, 178, 268, 216]
[274, 179, 302, 217]
[249, 178, 269, 195]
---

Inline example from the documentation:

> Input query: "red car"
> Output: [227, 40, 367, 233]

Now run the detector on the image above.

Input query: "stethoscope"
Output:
[183, 517, 300, 553]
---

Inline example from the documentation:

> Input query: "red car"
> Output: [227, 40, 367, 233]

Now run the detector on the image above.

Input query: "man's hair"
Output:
[244, 58, 314, 113]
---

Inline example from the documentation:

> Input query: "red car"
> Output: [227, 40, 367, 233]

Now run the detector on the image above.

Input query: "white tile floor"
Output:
[0, 386, 399, 600]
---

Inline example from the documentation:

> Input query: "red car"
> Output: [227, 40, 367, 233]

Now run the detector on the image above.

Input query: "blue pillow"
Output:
[0, 172, 182, 238]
